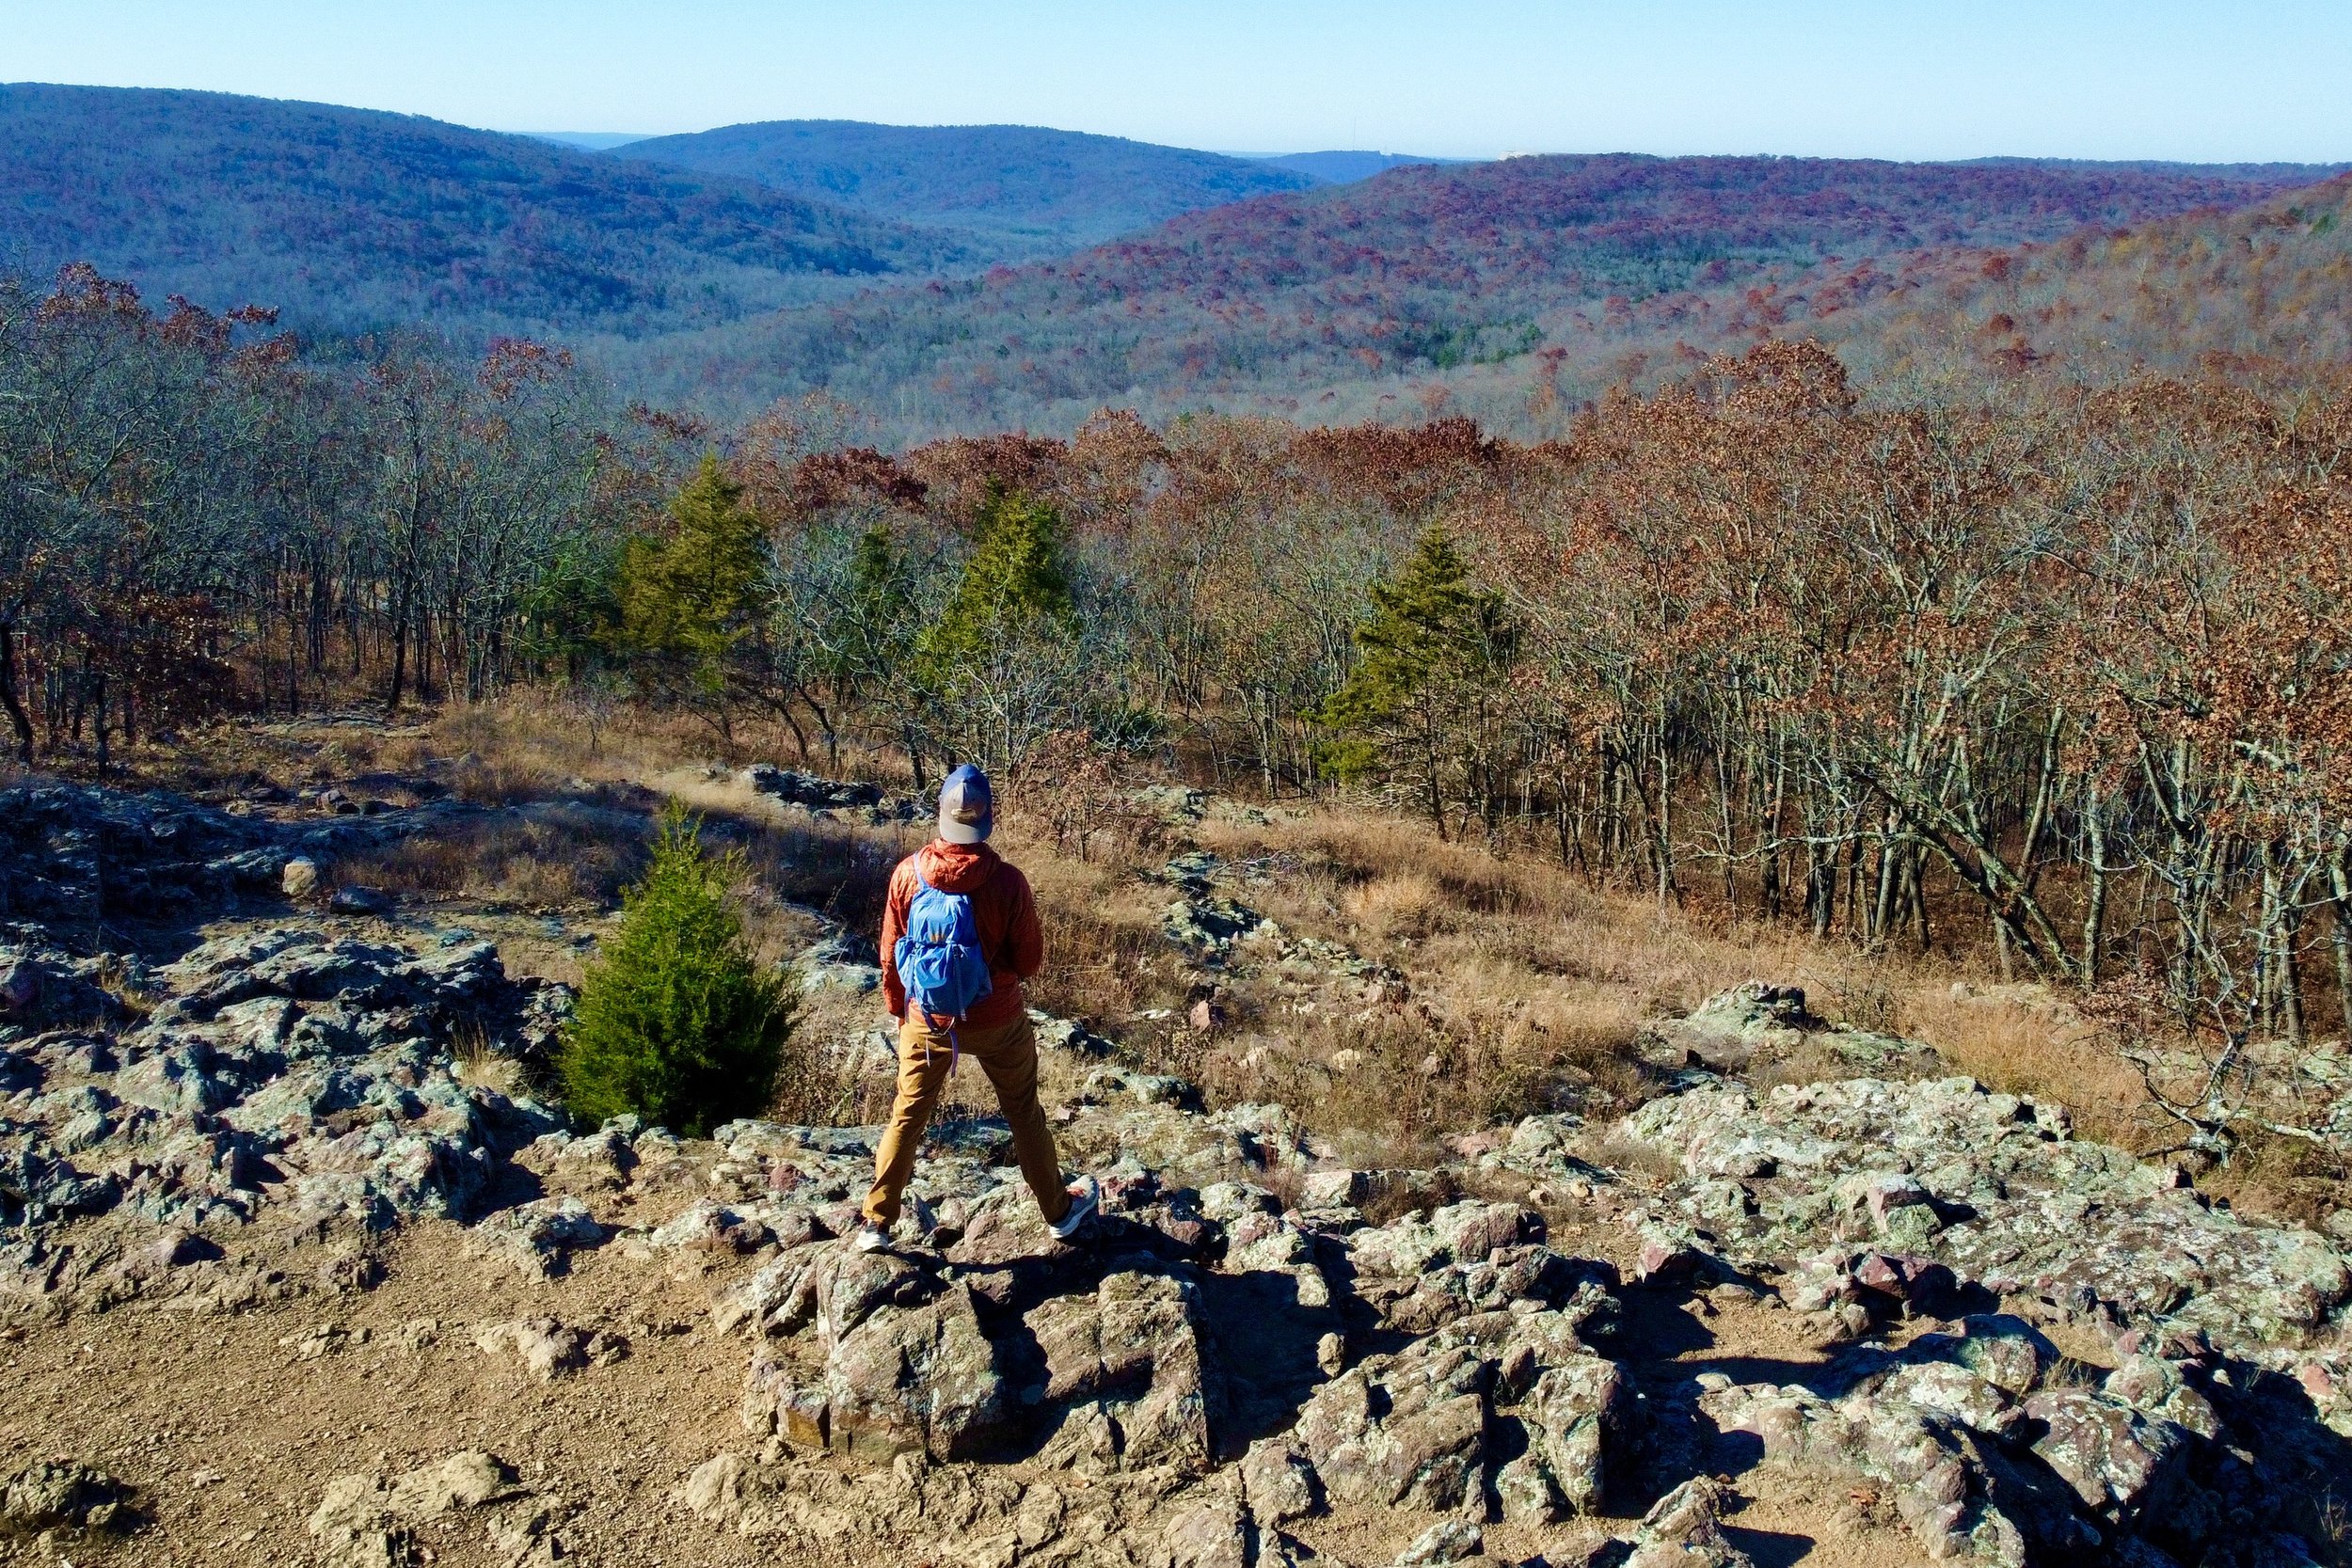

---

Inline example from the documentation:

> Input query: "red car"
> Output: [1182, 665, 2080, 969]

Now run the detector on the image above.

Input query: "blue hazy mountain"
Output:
[1252, 150, 1462, 182]
[0, 84, 968, 338]
[610, 119, 1319, 257]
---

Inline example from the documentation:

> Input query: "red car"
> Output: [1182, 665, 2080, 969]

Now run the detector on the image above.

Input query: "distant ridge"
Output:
[1962, 155, 2351, 182]
[612, 119, 1316, 259]
[524, 131, 653, 150]
[0, 84, 966, 338]
[1807, 171, 2352, 376]
[1251, 150, 1462, 183]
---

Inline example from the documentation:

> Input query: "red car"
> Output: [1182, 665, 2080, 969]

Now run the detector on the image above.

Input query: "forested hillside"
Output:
[1820, 172, 2352, 376]
[633, 152, 2312, 431]
[0, 84, 968, 339]
[1456, 170, 2352, 431]
[612, 120, 1318, 259]
[0, 87, 2324, 423]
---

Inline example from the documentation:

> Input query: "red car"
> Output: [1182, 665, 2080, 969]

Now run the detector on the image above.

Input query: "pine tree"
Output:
[921, 485, 1075, 670]
[618, 453, 770, 720]
[516, 534, 625, 683]
[1317, 524, 1514, 838]
[556, 804, 796, 1136]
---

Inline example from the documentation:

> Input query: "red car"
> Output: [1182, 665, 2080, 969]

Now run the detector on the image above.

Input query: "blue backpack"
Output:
[896, 868, 994, 1023]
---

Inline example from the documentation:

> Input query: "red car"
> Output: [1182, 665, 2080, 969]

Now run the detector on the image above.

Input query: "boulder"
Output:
[467, 1197, 606, 1278]
[1295, 1340, 1489, 1511]
[2020, 1388, 2192, 1523]
[1238, 1439, 1321, 1524]
[1394, 1519, 1483, 1565]
[824, 1282, 1011, 1459]
[1625, 1477, 1754, 1568]
[1029, 1269, 1221, 1468]
[474, 1317, 627, 1379]
[1515, 1354, 1635, 1514]
[1155, 1493, 1251, 1568]
[0, 1460, 132, 1531]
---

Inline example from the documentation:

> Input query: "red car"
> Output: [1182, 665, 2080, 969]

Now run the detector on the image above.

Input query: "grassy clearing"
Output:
[1189, 803, 2187, 1166]
[336, 804, 651, 911]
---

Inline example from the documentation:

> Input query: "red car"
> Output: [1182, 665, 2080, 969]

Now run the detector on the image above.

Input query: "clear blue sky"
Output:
[8, 0, 2347, 162]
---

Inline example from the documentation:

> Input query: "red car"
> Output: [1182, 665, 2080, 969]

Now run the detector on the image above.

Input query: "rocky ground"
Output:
[3, 754, 2351, 1568]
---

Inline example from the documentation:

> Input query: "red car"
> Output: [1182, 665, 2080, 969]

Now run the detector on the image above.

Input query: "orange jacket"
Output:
[879, 840, 1042, 1030]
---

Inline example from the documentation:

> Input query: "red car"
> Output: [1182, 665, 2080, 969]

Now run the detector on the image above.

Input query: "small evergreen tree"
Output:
[516, 533, 625, 684]
[557, 803, 795, 1136]
[838, 522, 918, 685]
[617, 453, 771, 728]
[920, 484, 1075, 668]
[914, 485, 1089, 771]
[1317, 524, 1515, 839]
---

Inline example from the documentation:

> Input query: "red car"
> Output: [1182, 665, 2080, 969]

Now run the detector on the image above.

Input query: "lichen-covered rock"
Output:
[1154, 1492, 1251, 1568]
[1238, 1438, 1320, 1524]
[1029, 1269, 1220, 1468]
[1618, 1077, 2352, 1351]
[384, 1450, 516, 1516]
[466, 1197, 605, 1278]
[1392, 1518, 1482, 1565]
[0, 1459, 132, 1530]
[1700, 1313, 2203, 1564]
[309, 1451, 521, 1568]
[825, 1282, 1010, 1459]
[474, 1316, 627, 1379]
[1648, 981, 1940, 1078]
[1625, 1476, 1755, 1568]
[1294, 1338, 1490, 1511]
[1515, 1353, 1635, 1514]
[2020, 1387, 2191, 1523]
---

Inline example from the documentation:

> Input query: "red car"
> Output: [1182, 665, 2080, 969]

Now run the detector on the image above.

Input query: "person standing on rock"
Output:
[856, 764, 1098, 1252]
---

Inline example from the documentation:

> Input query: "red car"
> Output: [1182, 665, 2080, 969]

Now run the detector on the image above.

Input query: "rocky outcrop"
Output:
[6, 778, 2349, 1568]
[0, 780, 464, 929]
[1685, 1305, 2345, 1568]
[1614, 1074, 2352, 1348]
[1152, 850, 1405, 1006]
[308, 1450, 543, 1568]
[1645, 980, 1939, 1076]
[0, 919, 568, 1317]
[0, 1459, 134, 1532]
[740, 764, 924, 823]
[474, 1316, 628, 1379]
[1622, 1477, 1755, 1568]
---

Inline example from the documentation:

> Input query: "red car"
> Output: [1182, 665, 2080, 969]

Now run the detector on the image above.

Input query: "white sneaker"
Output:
[852, 1223, 890, 1253]
[1049, 1176, 1100, 1240]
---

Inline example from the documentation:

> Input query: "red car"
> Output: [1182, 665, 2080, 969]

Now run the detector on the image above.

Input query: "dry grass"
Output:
[1007, 841, 1192, 1031]
[1898, 984, 2145, 1147]
[451, 1021, 530, 1100]
[1186, 802, 2193, 1167]
[2203, 1130, 2352, 1229]
[336, 806, 650, 911]
[1577, 1129, 1689, 1188]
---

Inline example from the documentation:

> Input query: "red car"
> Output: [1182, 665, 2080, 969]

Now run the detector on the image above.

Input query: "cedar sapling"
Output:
[556, 802, 796, 1136]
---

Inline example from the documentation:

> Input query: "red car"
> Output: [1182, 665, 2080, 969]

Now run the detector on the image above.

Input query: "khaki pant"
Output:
[862, 1012, 1070, 1230]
